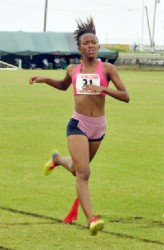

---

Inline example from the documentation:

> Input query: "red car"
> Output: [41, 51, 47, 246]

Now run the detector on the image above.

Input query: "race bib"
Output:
[76, 74, 100, 95]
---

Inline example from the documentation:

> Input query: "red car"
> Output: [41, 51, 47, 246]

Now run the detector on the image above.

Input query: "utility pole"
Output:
[140, 0, 145, 51]
[145, 6, 152, 47]
[151, 0, 160, 51]
[43, 0, 48, 32]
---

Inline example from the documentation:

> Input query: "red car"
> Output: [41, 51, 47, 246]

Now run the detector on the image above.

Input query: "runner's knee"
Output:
[76, 167, 90, 181]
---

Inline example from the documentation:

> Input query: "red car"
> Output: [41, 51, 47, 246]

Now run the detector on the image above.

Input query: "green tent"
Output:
[0, 31, 118, 60]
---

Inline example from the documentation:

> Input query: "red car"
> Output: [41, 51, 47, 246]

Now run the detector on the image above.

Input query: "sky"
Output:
[0, 0, 163, 45]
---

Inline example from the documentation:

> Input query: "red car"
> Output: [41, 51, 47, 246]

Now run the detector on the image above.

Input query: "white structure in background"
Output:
[15, 58, 22, 68]
[140, 0, 160, 52]
[0, 60, 20, 70]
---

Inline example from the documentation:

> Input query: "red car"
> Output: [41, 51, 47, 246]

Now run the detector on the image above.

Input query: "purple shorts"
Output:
[67, 111, 106, 141]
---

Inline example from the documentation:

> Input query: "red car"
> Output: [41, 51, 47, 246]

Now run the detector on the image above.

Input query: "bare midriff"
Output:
[74, 95, 105, 117]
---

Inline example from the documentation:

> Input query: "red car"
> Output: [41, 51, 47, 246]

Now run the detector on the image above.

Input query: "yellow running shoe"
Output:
[44, 150, 60, 176]
[89, 215, 104, 236]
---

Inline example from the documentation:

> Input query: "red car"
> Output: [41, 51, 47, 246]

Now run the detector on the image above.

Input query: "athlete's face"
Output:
[78, 33, 100, 58]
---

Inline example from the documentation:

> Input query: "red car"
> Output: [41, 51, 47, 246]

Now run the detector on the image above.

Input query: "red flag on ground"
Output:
[64, 197, 79, 223]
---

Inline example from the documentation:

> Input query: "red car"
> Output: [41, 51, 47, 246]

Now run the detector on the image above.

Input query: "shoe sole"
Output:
[44, 149, 60, 176]
[44, 160, 55, 175]
[90, 220, 104, 236]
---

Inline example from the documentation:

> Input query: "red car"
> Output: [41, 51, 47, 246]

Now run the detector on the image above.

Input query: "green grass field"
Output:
[0, 69, 163, 250]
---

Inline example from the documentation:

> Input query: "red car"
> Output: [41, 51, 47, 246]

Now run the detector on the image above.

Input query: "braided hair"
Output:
[74, 16, 96, 46]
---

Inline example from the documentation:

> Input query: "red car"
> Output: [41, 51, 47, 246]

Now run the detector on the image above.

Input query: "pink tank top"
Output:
[72, 61, 109, 96]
